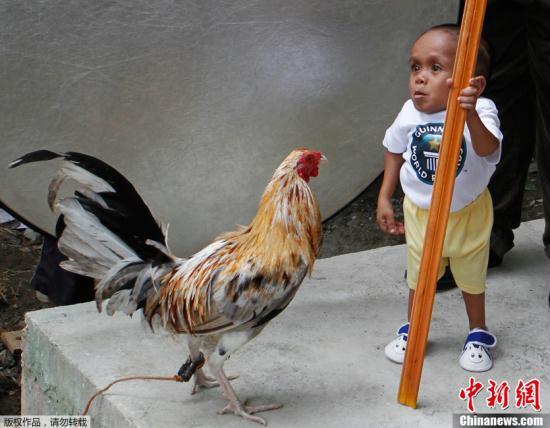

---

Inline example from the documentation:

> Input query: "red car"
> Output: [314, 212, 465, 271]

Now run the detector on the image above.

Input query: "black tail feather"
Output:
[12, 150, 171, 264]
[9, 150, 62, 168]
[11, 149, 178, 316]
[64, 152, 170, 262]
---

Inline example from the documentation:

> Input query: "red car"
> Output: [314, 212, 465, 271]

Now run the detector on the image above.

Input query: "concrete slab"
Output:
[22, 219, 549, 427]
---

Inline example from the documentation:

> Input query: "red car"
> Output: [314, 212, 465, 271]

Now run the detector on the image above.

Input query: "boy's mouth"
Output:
[413, 91, 427, 99]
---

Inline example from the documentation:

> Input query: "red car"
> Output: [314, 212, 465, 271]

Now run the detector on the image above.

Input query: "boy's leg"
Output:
[444, 190, 496, 371]
[385, 197, 444, 364]
[446, 189, 492, 306]
[403, 196, 446, 297]
[461, 291, 486, 331]
[459, 291, 496, 372]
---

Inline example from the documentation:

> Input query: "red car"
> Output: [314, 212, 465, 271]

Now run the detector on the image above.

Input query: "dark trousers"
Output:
[31, 234, 95, 305]
[463, 0, 550, 257]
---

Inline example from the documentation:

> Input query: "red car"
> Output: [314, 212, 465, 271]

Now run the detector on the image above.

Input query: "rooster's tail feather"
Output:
[10, 150, 177, 314]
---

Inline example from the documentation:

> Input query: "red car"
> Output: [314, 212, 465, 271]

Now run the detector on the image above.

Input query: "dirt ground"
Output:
[0, 169, 544, 415]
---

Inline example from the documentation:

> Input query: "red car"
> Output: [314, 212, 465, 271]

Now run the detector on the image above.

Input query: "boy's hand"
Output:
[447, 76, 487, 117]
[376, 198, 404, 235]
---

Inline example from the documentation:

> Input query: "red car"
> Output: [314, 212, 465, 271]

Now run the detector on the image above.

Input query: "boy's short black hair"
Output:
[419, 23, 492, 79]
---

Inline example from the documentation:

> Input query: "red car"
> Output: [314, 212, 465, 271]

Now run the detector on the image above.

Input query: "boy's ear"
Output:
[475, 75, 487, 94]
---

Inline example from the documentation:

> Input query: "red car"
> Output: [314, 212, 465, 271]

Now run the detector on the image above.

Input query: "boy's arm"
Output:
[376, 151, 405, 235]
[457, 76, 500, 157]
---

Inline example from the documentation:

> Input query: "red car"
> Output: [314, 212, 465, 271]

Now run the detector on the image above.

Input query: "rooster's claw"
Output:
[218, 399, 283, 425]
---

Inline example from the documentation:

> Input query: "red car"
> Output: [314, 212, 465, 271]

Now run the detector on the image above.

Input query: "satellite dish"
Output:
[1, 1, 456, 255]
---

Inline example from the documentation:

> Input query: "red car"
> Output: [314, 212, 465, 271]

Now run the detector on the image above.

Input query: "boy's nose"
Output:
[415, 74, 426, 84]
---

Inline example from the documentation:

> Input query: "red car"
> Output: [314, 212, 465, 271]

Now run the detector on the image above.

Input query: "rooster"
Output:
[10, 148, 326, 425]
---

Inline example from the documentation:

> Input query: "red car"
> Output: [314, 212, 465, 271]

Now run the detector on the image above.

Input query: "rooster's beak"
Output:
[320, 154, 328, 164]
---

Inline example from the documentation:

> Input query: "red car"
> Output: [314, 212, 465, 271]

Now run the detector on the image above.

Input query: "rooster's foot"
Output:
[191, 369, 238, 394]
[218, 399, 283, 425]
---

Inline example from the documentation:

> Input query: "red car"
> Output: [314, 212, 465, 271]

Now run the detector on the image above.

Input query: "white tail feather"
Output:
[58, 229, 120, 273]
[59, 260, 107, 278]
[61, 162, 115, 193]
[56, 198, 136, 260]
[130, 267, 154, 305]
[106, 290, 136, 315]
[145, 239, 172, 258]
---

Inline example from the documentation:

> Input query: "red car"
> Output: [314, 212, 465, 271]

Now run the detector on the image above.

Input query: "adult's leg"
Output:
[482, 1, 536, 265]
[525, 1, 550, 255]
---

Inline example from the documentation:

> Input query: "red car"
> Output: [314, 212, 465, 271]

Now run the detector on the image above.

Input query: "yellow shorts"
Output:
[404, 188, 493, 295]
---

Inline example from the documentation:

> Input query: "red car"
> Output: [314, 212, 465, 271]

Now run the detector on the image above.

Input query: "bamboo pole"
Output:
[397, 0, 488, 408]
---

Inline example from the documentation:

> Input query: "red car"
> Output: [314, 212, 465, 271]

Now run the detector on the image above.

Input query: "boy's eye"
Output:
[410, 64, 421, 72]
[431, 64, 442, 72]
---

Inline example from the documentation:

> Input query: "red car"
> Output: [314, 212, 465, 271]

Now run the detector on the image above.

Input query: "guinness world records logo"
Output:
[410, 122, 466, 185]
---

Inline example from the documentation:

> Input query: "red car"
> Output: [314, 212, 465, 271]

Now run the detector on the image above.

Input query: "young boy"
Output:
[377, 24, 502, 372]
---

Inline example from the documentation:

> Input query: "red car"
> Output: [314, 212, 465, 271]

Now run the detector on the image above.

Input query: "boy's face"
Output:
[408, 30, 457, 114]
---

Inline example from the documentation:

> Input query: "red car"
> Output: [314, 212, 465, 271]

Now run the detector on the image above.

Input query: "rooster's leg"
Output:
[192, 369, 239, 394]
[191, 368, 218, 393]
[186, 336, 237, 394]
[213, 367, 282, 426]
[208, 331, 282, 425]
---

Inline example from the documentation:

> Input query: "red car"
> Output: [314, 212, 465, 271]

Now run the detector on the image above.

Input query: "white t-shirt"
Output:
[383, 97, 503, 212]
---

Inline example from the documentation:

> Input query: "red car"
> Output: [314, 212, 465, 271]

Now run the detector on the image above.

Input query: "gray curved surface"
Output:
[1, 1, 457, 255]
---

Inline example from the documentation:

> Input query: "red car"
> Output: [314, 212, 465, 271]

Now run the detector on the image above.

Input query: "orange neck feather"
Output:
[232, 168, 322, 274]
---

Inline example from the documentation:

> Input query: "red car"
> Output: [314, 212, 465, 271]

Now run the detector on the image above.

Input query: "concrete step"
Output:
[22, 220, 549, 427]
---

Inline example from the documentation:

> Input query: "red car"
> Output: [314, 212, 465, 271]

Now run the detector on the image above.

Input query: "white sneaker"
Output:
[459, 328, 497, 372]
[384, 322, 409, 364]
